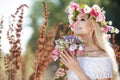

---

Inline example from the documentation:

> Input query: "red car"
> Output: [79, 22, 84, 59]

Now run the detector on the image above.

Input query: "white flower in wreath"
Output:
[108, 21, 112, 25]
[115, 28, 119, 34]
[83, 5, 92, 13]
[92, 4, 101, 12]
[68, 14, 74, 25]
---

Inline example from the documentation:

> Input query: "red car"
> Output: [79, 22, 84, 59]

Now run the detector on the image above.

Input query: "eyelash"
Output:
[73, 18, 77, 22]
[80, 18, 86, 21]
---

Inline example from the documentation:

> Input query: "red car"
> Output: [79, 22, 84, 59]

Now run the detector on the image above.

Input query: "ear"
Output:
[88, 20, 94, 30]
[92, 27, 95, 31]
[89, 25, 95, 31]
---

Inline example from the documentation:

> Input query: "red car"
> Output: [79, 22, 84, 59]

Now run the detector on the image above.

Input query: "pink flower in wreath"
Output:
[90, 5, 101, 17]
[90, 9, 99, 17]
[104, 25, 109, 33]
[70, 1, 79, 10]
[96, 12, 106, 22]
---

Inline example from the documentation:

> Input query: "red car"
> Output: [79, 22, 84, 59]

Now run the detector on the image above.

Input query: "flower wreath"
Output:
[65, 1, 119, 34]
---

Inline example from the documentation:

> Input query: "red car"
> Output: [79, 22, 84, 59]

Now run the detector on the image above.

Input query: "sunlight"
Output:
[0, 0, 33, 54]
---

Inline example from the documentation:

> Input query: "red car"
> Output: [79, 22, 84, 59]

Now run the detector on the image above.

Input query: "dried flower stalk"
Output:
[5, 4, 28, 80]
[33, 1, 55, 80]
[112, 34, 120, 64]
[0, 16, 4, 80]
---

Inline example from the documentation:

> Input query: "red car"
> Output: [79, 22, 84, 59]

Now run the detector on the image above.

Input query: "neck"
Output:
[77, 34, 100, 51]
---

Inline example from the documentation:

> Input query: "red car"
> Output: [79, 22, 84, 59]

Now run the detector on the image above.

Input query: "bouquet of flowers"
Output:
[52, 35, 85, 80]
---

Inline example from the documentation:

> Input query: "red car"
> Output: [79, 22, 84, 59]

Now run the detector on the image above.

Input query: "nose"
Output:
[74, 21, 80, 27]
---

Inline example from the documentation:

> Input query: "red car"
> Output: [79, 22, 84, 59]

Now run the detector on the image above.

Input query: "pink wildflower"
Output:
[52, 55, 58, 61]
[53, 49, 60, 55]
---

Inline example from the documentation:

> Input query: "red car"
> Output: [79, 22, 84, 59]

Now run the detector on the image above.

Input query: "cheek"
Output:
[80, 27, 89, 32]
[82, 23, 91, 31]
[83, 25, 92, 32]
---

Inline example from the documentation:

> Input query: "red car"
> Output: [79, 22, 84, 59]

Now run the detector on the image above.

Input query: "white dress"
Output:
[67, 57, 112, 80]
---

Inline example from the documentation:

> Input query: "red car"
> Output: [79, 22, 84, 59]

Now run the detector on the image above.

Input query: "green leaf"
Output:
[80, 4, 86, 9]
[72, 10, 80, 19]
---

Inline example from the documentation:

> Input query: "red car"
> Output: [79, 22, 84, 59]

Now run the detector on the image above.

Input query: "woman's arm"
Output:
[60, 51, 90, 80]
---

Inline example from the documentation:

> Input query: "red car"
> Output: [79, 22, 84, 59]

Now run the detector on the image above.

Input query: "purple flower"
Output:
[65, 35, 82, 44]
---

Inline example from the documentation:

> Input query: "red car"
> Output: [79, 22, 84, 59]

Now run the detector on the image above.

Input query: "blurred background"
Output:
[0, 0, 120, 80]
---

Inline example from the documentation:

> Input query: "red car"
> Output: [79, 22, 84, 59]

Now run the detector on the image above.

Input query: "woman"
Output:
[54, 1, 120, 80]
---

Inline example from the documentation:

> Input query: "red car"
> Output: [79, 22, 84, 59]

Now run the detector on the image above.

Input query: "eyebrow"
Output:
[80, 16, 87, 18]
[77, 15, 87, 19]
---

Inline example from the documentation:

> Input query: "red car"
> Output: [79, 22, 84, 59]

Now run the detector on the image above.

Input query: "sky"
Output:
[0, 0, 33, 54]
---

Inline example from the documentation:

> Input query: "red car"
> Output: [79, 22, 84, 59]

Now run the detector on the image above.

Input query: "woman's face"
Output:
[73, 14, 92, 36]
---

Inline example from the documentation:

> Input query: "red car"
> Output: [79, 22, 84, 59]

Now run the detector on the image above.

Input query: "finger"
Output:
[60, 58, 68, 67]
[54, 76, 59, 79]
[54, 73, 61, 79]
[58, 68, 64, 71]
[60, 55, 66, 63]
[64, 51, 73, 60]
[59, 53, 69, 62]
[57, 69, 65, 74]
[60, 72, 65, 77]
[60, 52, 70, 61]
[56, 71, 65, 76]
[55, 70, 65, 79]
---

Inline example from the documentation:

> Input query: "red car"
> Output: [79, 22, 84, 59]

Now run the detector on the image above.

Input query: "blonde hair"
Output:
[89, 19, 120, 80]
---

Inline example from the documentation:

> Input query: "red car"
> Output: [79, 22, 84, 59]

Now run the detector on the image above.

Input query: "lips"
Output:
[78, 27, 82, 29]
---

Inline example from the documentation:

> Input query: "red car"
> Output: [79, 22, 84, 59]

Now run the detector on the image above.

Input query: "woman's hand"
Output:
[54, 68, 65, 80]
[60, 51, 80, 73]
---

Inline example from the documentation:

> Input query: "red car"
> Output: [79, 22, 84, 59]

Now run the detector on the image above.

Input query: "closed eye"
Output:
[73, 18, 77, 22]
[80, 18, 86, 21]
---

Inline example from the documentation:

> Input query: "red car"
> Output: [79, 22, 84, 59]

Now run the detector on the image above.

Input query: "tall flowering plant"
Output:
[52, 35, 85, 80]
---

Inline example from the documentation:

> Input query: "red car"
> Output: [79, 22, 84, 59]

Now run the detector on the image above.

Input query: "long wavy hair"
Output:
[88, 18, 120, 80]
